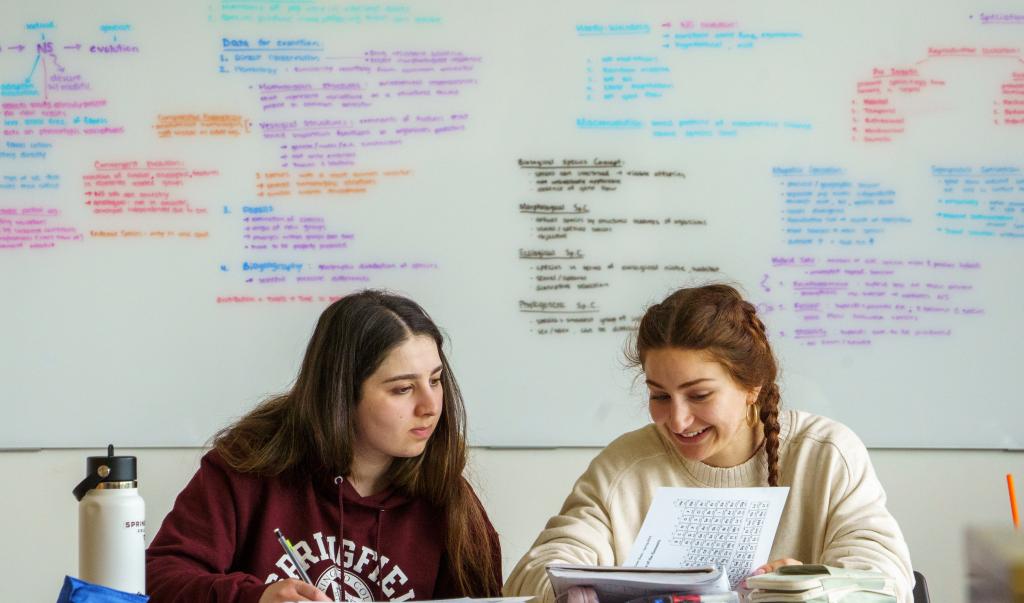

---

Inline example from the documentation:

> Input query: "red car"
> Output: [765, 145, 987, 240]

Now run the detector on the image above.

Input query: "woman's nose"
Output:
[415, 384, 440, 416]
[667, 401, 693, 432]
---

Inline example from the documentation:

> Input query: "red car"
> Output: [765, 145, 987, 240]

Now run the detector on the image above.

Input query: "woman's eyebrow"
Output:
[381, 364, 443, 383]
[645, 377, 714, 389]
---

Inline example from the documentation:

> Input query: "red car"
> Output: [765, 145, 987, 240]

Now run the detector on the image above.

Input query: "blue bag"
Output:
[56, 576, 149, 603]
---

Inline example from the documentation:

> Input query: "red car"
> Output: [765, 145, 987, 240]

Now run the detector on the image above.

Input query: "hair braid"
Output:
[741, 301, 783, 486]
[741, 301, 768, 341]
[758, 382, 782, 487]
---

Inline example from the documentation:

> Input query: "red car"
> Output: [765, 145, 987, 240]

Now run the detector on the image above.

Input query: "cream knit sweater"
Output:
[503, 409, 914, 603]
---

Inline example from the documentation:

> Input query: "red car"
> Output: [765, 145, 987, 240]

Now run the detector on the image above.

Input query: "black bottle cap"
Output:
[72, 444, 137, 501]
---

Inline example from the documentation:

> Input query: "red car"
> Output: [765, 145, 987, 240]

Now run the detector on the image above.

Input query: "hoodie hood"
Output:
[314, 472, 415, 511]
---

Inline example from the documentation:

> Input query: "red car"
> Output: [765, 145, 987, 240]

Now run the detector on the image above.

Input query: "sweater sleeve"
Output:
[145, 453, 268, 603]
[818, 430, 915, 603]
[502, 456, 618, 603]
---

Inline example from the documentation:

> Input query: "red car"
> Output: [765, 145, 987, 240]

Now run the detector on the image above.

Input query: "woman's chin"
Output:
[672, 442, 713, 464]
[668, 426, 714, 460]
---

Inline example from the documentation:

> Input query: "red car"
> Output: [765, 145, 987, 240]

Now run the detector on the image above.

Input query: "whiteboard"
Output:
[2, 0, 1022, 449]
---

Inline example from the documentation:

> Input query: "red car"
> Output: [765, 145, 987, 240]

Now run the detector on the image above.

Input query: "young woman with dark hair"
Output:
[504, 283, 914, 602]
[147, 290, 501, 602]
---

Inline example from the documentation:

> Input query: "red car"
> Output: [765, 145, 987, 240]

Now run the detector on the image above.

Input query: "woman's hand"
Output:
[566, 585, 600, 603]
[258, 578, 332, 602]
[740, 558, 803, 589]
[750, 557, 803, 576]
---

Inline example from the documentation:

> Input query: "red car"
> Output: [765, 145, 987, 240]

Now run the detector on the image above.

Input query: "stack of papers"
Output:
[545, 486, 791, 602]
[626, 487, 790, 588]
[546, 564, 729, 603]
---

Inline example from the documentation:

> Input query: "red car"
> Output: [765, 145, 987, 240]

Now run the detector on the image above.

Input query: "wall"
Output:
[0, 447, 1019, 601]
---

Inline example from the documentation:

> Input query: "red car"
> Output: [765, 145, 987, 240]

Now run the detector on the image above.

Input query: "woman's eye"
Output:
[393, 385, 413, 395]
[430, 377, 442, 387]
[648, 392, 669, 401]
[689, 392, 711, 401]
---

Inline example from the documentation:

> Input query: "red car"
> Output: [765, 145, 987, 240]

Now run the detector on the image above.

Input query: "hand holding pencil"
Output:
[258, 579, 332, 602]
[259, 528, 331, 602]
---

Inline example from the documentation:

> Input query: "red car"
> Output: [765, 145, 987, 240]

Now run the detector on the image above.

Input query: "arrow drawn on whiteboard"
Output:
[25, 53, 40, 84]
[47, 52, 66, 73]
[760, 273, 770, 292]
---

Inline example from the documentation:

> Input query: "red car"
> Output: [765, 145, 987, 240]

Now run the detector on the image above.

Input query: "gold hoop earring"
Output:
[746, 403, 759, 428]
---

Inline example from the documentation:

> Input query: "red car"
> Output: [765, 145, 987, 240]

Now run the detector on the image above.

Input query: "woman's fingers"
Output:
[258, 579, 332, 603]
[294, 581, 333, 601]
[751, 557, 803, 576]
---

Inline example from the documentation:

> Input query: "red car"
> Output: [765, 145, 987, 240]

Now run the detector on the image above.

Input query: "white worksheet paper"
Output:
[625, 487, 790, 588]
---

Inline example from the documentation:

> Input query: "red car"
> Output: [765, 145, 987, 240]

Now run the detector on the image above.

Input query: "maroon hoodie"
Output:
[146, 450, 500, 603]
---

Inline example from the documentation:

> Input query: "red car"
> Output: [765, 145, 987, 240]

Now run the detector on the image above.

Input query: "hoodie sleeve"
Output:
[145, 452, 268, 603]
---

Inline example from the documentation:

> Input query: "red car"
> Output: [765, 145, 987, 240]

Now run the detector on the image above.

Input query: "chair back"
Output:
[912, 570, 930, 603]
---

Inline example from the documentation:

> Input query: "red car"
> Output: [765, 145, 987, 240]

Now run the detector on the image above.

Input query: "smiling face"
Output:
[645, 347, 762, 468]
[353, 334, 444, 467]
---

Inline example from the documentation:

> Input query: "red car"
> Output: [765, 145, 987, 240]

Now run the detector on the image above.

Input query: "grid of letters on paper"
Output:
[672, 498, 769, 586]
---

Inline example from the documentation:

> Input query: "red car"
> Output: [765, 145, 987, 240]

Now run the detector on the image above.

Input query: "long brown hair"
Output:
[626, 283, 783, 486]
[214, 290, 500, 595]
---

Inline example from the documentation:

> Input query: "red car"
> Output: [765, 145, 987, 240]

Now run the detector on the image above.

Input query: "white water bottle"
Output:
[73, 444, 146, 594]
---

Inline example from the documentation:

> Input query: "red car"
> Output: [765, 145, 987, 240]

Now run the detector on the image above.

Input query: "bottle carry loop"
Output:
[72, 470, 106, 501]
[73, 444, 136, 500]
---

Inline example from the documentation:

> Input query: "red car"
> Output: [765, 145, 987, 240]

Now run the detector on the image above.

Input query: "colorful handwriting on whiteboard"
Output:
[772, 166, 910, 247]
[0, 206, 83, 250]
[219, 42, 482, 167]
[210, 2, 441, 26]
[853, 47, 1023, 143]
[761, 257, 984, 346]
[83, 160, 217, 217]
[932, 166, 1024, 239]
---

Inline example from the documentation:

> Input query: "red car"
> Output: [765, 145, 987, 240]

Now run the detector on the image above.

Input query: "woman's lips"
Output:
[673, 426, 711, 444]
[410, 425, 434, 438]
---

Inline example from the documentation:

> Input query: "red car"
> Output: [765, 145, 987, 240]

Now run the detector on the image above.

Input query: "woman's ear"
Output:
[748, 386, 762, 404]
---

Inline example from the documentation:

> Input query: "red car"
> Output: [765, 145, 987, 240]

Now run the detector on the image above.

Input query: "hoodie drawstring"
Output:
[335, 476, 389, 602]
[335, 476, 346, 603]
[376, 508, 385, 600]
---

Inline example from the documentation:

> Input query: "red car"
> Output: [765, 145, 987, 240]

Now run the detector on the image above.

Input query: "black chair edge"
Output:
[913, 570, 930, 603]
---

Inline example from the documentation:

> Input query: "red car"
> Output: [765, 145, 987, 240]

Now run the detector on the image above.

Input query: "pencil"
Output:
[1007, 474, 1020, 530]
[274, 528, 314, 584]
